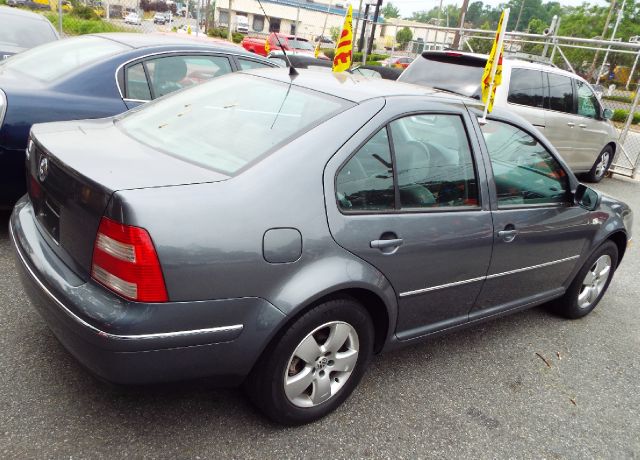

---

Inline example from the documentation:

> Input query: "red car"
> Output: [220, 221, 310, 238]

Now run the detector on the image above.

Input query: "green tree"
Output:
[396, 26, 413, 49]
[382, 2, 400, 19]
[329, 26, 340, 42]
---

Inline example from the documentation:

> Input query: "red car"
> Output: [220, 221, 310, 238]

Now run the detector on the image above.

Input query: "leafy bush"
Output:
[323, 49, 335, 60]
[603, 95, 633, 104]
[311, 49, 389, 63]
[44, 13, 129, 35]
[232, 32, 244, 44]
[207, 27, 229, 38]
[69, 4, 100, 20]
[611, 109, 640, 124]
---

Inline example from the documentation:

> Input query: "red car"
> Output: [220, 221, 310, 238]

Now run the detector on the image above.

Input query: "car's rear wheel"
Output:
[245, 298, 374, 425]
[552, 241, 618, 319]
[585, 145, 613, 183]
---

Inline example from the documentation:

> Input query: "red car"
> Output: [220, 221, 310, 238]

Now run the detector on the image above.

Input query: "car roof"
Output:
[244, 68, 448, 103]
[0, 5, 53, 22]
[91, 33, 246, 53]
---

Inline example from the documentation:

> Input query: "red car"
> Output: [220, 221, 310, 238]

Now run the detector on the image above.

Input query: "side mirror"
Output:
[603, 108, 614, 120]
[575, 183, 600, 211]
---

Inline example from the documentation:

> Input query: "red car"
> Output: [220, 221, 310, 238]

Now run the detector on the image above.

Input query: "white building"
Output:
[215, 0, 383, 43]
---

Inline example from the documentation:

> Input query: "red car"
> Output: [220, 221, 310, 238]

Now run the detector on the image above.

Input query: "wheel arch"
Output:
[607, 230, 628, 267]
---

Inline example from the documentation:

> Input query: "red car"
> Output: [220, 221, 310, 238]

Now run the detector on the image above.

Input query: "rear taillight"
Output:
[91, 217, 168, 302]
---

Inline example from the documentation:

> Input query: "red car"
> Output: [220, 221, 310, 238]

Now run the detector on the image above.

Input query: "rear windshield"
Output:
[0, 15, 57, 49]
[400, 53, 486, 98]
[118, 74, 350, 175]
[289, 39, 314, 51]
[0, 36, 128, 82]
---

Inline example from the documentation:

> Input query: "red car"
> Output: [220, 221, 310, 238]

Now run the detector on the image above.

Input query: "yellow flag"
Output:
[265, 37, 270, 55]
[314, 41, 321, 58]
[481, 10, 506, 113]
[332, 4, 353, 73]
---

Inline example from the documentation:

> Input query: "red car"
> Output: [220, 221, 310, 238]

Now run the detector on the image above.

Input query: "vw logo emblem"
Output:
[38, 157, 49, 182]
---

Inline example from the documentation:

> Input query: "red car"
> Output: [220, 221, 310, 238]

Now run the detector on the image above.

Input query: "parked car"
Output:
[314, 35, 335, 49]
[268, 54, 402, 80]
[381, 56, 413, 69]
[0, 33, 277, 206]
[242, 33, 329, 60]
[153, 12, 167, 24]
[11, 69, 632, 425]
[0, 6, 58, 59]
[399, 51, 619, 182]
[124, 12, 142, 25]
[234, 15, 249, 33]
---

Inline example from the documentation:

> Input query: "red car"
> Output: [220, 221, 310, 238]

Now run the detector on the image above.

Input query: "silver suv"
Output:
[400, 52, 618, 182]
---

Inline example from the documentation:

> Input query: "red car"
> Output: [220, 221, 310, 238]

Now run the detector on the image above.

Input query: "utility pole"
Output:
[590, 0, 616, 82]
[358, 3, 370, 52]
[437, 0, 443, 26]
[366, 0, 382, 56]
[452, 0, 469, 49]
[294, 4, 300, 39]
[597, 0, 626, 85]
[514, 0, 525, 32]
[353, 0, 363, 48]
[227, 0, 233, 41]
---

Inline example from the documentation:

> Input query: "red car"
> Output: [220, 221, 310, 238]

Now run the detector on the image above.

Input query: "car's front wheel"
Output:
[552, 241, 618, 319]
[585, 145, 613, 183]
[246, 298, 374, 425]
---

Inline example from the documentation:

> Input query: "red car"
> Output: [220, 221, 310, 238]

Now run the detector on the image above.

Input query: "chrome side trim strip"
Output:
[484, 255, 580, 280]
[399, 276, 486, 298]
[399, 255, 581, 298]
[10, 224, 243, 342]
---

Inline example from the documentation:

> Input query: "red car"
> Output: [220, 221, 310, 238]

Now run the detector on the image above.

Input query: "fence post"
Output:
[57, 0, 62, 35]
[626, 48, 640, 90]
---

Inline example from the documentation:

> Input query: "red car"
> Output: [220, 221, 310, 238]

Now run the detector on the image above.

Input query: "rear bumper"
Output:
[10, 197, 286, 385]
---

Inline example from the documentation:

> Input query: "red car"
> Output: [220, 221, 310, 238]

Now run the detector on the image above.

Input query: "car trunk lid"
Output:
[27, 118, 228, 279]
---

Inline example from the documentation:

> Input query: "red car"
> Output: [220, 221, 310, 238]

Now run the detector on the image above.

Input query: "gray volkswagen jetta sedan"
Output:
[10, 69, 633, 425]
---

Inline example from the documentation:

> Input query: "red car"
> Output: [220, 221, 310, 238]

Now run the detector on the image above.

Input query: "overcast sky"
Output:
[391, 0, 609, 17]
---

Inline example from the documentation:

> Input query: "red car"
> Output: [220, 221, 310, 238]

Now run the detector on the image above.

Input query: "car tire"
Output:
[245, 297, 374, 425]
[552, 241, 618, 319]
[585, 145, 613, 183]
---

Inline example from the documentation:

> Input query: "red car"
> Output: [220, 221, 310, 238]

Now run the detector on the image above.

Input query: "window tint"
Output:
[576, 80, 600, 119]
[119, 74, 348, 175]
[547, 73, 574, 113]
[507, 68, 544, 108]
[145, 55, 232, 98]
[238, 58, 272, 70]
[481, 121, 570, 206]
[390, 114, 478, 208]
[336, 129, 395, 211]
[125, 63, 151, 100]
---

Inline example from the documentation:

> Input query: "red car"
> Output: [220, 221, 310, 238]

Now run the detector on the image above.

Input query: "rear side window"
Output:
[145, 55, 232, 98]
[547, 73, 574, 113]
[507, 68, 545, 108]
[238, 58, 272, 70]
[125, 63, 151, 101]
[399, 53, 485, 98]
[336, 129, 395, 211]
[481, 120, 570, 207]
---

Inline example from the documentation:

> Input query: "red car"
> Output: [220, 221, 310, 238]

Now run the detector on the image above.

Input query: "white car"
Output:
[124, 12, 142, 25]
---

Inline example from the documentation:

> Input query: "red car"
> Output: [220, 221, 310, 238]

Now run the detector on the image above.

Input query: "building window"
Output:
[269, 17, 280, 32]
[252, 15, 264, 32]
[218, 10, 229, 26]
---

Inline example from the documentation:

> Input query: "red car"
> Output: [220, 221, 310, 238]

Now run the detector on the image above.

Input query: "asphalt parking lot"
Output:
[1, 177, 638, 459]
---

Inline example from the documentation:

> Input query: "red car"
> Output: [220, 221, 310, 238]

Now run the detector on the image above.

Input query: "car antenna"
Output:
[255, 0, 298, 76]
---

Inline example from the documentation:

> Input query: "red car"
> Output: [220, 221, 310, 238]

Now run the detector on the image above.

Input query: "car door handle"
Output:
[497, 229, 518, 242]
[567, 122, 575, 127]
[370, 238, 404, 249]
[579, 123, 587, 128]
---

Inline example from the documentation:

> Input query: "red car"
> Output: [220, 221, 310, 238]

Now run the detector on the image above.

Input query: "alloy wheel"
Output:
[594, 151, 610, 179]
[578, 255, 612, 309]
[284, 321, 359, 408]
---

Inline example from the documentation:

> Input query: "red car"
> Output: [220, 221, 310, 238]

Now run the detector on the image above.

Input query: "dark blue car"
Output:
[0, 33, 277, 207]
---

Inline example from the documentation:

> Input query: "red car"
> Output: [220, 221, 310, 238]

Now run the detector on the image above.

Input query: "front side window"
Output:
[507, 68, 545, 108]
[119, 74, 348, 175]
[336, 128, 395, 211]
[547, 73, 574, 113]
[145, 55, 232, 98]
[576, 80, 600, 119]
[481, 120, 570, 206]
[390, 114, 478, 208]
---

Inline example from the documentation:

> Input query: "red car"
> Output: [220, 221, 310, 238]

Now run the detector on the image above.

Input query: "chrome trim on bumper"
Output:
[400, 255, 581, 298]
[10, 223, 243, 342]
